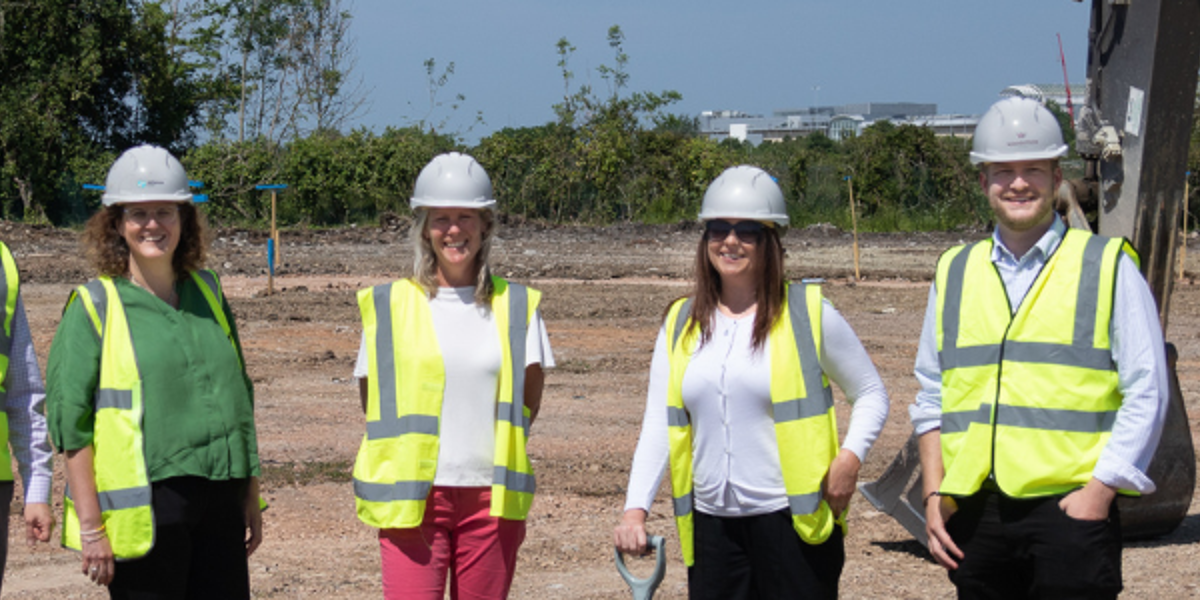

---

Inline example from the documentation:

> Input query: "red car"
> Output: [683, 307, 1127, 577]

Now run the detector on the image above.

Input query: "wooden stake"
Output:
[269, 190, 277, 295]
[848, 176, 861, 281]
[272, 189, 281, 269]
[1180, 176, 1189, 281]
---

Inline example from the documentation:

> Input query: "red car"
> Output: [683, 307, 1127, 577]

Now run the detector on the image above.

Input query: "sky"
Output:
[346, 1, 1091, 144]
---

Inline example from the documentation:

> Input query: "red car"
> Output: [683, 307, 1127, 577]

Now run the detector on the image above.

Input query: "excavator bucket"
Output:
[857, 433, 927, 546]
[1119, 344, 1194, 538]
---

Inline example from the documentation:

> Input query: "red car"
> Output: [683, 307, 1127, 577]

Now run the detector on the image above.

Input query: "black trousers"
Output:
[945, 489, 1122, 600]
[688, 509, 844, 600]
[109, 477, 251, 600]
[0, 481, 12, 596]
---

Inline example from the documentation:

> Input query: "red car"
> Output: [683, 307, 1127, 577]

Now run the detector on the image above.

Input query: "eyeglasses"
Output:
[705, 220, 765, 244]
[124, 205, 180, 226]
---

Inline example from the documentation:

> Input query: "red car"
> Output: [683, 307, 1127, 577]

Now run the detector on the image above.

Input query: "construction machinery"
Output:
[860, 0, 1200, 543]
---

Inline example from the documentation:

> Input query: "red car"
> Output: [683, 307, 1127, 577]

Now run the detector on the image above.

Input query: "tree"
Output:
[1045, 99, 1076, 157]
[407, 57, 482, 141]
[289, 0, 368, 135]
[0, 1, 144, 220]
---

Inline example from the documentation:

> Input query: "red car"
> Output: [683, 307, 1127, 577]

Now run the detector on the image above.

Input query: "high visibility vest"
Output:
[353, 276, 540, 529]
[936, 230, 1136, 498]
[61, 270, 240, 559]
[664, 284, 840, 567]
[0, 242, 20, 481]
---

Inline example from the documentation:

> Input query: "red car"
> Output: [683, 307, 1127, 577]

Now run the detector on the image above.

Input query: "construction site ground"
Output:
[2, 218, 1199, 598]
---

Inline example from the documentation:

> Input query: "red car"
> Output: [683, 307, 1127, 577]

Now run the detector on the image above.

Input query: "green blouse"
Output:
[47, 275, 260, 482]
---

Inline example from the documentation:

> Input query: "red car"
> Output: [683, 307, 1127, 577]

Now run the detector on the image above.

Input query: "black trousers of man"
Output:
[945, 487, 1122, 600]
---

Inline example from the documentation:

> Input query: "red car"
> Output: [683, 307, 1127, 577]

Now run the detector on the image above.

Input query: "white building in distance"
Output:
[698, 85, 1075, 145]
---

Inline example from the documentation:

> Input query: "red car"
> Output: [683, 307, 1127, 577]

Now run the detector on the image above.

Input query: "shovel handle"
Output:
[615, 534, 666, 600]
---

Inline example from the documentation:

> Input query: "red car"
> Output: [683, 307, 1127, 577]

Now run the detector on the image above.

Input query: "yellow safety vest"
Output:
[0, 242, 20, 481]
[61, 270, 240, 559]
[665, 284, 841, 567]
[936, 230, 1136, 498]
[353, 276, 540, 529]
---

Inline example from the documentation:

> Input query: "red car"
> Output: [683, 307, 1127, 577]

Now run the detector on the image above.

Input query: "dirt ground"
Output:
[1, 218, 1200, 598]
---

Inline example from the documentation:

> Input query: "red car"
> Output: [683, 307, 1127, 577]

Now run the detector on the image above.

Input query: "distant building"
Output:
[828, 115, 865, 141]
[699, 101, 973, 144]
[700, 85, 1091, 145]
[835, 102, 937, 119]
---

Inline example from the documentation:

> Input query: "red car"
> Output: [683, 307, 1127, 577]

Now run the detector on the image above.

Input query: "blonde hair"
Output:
[411, 208, 496, 306]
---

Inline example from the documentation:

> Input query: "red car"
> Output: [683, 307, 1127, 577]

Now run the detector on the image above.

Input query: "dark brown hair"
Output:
[82, 203, 208, 278]
[685, 224, 786, 351]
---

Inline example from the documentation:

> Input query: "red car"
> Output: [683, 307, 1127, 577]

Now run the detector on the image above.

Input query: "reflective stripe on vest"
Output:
[936, 231, 1133, 498]
[0, 243, 19, 481]
[664, 284, 839, 567]
[61, 271, 234, 559]
[353, 277, 540, 529]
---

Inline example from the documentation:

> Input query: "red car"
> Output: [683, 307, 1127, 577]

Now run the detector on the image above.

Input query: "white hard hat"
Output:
[101, 145, 193, 206]
[698, 165, 788, 227]
[970, 97, 1068, 166]
[411, 152, 496, 210]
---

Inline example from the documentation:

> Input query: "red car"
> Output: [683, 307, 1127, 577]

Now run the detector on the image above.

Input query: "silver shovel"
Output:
[615, 534, 666, 600]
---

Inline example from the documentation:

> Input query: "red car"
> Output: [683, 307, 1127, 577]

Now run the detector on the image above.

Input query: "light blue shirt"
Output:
[910, 216, 1168, 494]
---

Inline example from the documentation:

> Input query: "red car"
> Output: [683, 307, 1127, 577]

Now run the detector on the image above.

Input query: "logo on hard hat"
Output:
[1016, 132, 1027, 139]
[136, 180, 165, 188]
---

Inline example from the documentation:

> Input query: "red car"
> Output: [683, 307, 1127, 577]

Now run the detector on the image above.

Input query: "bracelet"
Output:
[80, 524, 108, 543]
[924, 490, 943, 505]
[80, 524, 106, 536]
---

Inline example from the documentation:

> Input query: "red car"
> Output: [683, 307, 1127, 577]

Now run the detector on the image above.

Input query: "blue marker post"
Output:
[844, 175, 861, 281]
[189, 180, 208, 203]
[255, 184, 289, 295]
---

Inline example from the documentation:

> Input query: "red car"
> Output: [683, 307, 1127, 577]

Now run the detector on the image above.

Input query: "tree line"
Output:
[2, 6, 993, 231]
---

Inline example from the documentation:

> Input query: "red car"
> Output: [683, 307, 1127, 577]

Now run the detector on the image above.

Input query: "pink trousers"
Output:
[379, 487, 526, 600]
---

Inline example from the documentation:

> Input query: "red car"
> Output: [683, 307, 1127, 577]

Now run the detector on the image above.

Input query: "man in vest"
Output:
[911, 96, 1169, 599]
[0, 241, 54, 593]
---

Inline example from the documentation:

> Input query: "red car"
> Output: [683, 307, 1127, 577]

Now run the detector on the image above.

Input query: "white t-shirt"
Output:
[354, 286, 555, 487]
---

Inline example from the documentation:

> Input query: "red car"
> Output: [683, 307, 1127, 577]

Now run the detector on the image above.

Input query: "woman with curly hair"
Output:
[47, 145, 262, 598]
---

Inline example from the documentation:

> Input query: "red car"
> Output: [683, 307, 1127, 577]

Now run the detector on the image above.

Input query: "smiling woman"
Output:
[351, 152, 554, 600]
[47, 145, 262, 599]
[614, 165, 891, 600]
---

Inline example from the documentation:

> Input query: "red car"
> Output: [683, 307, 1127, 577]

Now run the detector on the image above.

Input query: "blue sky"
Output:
[347, 1, 1089, 143]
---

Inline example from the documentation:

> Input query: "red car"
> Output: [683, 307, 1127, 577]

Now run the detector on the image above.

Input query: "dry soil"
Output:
[1, 219, 1198, 598]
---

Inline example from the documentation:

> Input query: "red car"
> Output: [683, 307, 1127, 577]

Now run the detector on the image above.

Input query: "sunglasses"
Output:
[705, 220, 766, 244]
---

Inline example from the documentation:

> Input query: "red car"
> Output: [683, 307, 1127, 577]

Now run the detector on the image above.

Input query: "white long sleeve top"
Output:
[908, 217, 1168, 494]
[7, 294, 52, 504]
[624, 297, 890, 517]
